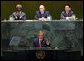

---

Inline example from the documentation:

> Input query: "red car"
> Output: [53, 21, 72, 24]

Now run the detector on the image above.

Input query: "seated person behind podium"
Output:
[60, 4, 76, 20]
[9, 4, 26, 20]
[35, 5, 52, 21]
[33, 31, 50, 47]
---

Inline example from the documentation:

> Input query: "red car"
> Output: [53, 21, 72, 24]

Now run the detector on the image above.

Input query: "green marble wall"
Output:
[1, 21, 83, 49]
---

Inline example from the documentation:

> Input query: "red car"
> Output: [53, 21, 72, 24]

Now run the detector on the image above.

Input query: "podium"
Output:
[2, 47, 81, 60]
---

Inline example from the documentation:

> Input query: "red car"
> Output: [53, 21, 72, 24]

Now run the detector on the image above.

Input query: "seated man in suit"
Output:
[9, 4, 26, 20]
[35, 5, 52, 21]
[33, 31, 50, 47]
[60, 4, 76, 20]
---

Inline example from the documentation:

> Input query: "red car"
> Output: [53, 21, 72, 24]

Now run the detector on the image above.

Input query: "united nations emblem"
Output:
[36, 51, 45, 59]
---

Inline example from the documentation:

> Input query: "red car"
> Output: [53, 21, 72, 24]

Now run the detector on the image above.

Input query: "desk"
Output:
[2, 47, 81, 60]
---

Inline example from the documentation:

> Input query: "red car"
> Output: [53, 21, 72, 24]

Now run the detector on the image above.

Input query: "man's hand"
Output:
[39, 17, 46, 21]
[66, 17, 70, 20]
[66, 16, 76, 20]
[46, 39, 49, 45]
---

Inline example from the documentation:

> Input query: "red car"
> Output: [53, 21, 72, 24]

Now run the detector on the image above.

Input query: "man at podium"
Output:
[33, 31, 50, 47]
[9, 4, 26, 20]
[35, 5, 52, 21]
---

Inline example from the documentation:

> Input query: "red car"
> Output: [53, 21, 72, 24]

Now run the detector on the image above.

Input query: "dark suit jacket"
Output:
[33, 38, 50, 47]
[35, 11, 51, 20]
[10, 12, 26, 20]
[60, 10, 75, 19]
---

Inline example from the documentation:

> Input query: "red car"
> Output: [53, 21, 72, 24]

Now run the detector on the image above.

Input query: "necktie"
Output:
[39, 41, 41, 47]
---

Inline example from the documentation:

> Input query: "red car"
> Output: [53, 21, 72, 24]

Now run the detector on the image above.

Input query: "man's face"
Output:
[38, 34, 44, 39]
[65, 5, 71, 11]
[39, 5, 45, 12]
[16, 4, 22, 11]
[16, 7, 22, 11]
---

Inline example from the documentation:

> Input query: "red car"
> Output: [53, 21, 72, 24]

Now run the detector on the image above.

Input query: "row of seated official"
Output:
[9, 4, 76, 21]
